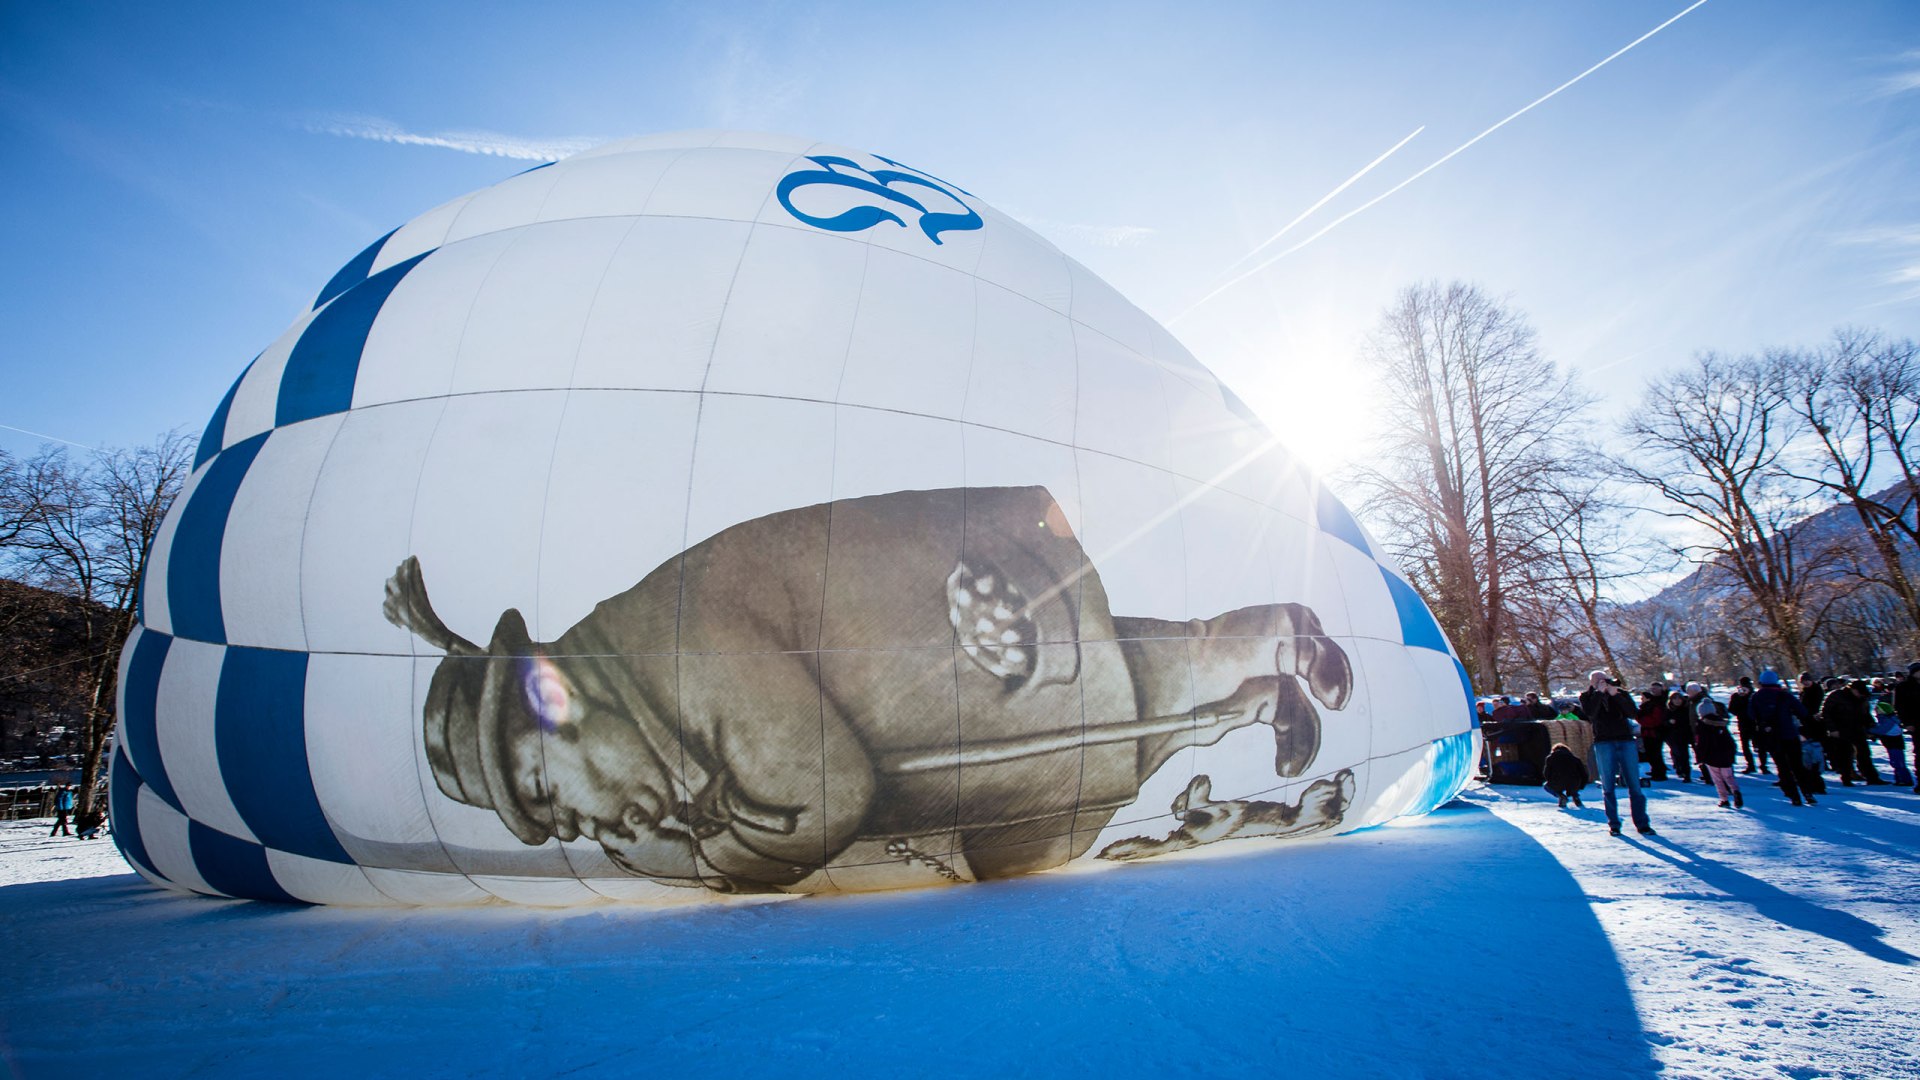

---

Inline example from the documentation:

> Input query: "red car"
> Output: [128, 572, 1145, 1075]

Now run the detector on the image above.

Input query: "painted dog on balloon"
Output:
[385, 485, 1354, 892]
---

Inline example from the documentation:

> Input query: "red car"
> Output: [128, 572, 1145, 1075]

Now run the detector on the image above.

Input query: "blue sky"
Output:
[2, 0, 1917, 470]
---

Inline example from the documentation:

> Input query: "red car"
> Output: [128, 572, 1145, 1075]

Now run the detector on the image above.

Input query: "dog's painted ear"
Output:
[1272, 604, 1352, 710]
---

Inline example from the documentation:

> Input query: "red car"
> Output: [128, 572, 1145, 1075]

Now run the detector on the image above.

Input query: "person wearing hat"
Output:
[1688, 683, 1741, 808]
[1749, 669, 1816, 806]
[1868, 678, 1914, 788]
[385, 484, 1358, 892]
[1579, 670, 1652, 836]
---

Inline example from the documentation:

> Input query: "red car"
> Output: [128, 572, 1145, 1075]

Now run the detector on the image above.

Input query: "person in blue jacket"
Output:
[48, 785, 75, 837]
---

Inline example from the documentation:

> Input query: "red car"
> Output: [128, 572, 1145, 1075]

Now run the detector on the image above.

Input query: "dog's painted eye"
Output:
[948, 559, 1038, 688]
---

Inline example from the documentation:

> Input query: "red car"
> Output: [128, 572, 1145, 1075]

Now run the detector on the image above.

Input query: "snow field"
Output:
[0, 776, 1913, 1079]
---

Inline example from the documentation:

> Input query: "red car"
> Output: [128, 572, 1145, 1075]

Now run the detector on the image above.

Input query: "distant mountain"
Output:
[1639, 484, 1912, 610]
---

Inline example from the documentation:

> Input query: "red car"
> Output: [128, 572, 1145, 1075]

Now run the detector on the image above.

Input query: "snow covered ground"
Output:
[1, 777, 1914, 1079]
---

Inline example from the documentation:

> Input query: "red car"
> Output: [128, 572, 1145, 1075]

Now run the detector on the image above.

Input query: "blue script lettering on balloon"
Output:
[776, 156, 982, 245]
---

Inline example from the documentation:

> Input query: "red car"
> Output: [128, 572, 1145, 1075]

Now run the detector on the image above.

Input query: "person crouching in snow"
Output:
[1542, 743, 1589, 808]
[1689, 683, 1742, 808]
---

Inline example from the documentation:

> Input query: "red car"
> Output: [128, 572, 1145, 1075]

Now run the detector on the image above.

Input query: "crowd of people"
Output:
[1519, 663, 1920, 837]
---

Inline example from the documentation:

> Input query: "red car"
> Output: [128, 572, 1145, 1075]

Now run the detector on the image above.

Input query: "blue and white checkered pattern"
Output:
[111, 131, 1478, 904]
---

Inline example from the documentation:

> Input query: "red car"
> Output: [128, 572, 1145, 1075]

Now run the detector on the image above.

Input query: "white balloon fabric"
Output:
[109, 131, 1478, 905]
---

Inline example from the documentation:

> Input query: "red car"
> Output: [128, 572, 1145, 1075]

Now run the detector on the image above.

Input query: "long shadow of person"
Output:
[1737, 794, 1918, 865]
[1636, 836, 1915, 966]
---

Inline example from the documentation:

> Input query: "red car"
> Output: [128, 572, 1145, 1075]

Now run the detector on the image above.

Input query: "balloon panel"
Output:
[111, 132, 1478, 904]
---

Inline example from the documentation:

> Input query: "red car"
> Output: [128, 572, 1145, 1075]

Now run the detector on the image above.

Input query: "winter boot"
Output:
[1717, 799, 1729, 808]
[1572, 794, 1584, 808]
[1557, 794, 1568, 808]
[1733, 790, 1744, 809]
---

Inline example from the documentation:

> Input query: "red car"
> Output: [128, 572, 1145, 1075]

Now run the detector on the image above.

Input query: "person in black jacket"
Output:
[1799, 672, 1826, 725]
[1831, 679, 1887, 785]
[1690, 684, 1742, 808]
[1728, 676, 1767, 774]
[1664, 689, 1696, 783]
[1542, 743, 1589, 808]
[1897, 664, 1920, 793]
[1580, 670, 1653, 836]
[1750, 670, 1815, 806]
[1816, 677, 1869, 785]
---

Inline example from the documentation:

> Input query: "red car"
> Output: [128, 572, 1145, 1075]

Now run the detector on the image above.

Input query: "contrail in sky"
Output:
[1171, 0, 1711, 325]
[1220, 125, 1425, 275]
[0, 422, 102, 453]
[303, 113, 600, 161]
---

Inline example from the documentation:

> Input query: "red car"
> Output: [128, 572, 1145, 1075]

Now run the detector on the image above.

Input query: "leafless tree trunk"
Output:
[1, 432, 191, 821]
[1351, 282, 1583, 692]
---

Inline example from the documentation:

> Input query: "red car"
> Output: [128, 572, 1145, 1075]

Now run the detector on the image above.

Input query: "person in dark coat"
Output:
[1526, 692, 1557, 720]
[1816, 677, 1867, 785]
[1542, 743, 1589, 808]
[1638, 687, 1669, 781]
[1829, 679, 1887, 785]
[1799, 672, 1826, 726]
[74, 808, 105, 840]
[1728, 676, 1767, 774]
[1896, 664, 1920, 793]
[1749, 670, 1815, 805]
[1690, 686, 1742, 808]
[1580, 671, 1653, 835]
[1664, 689, 1696, 783]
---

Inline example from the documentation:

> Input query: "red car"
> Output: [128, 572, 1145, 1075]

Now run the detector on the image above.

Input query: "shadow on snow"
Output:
[0, 805, 1653, 1078]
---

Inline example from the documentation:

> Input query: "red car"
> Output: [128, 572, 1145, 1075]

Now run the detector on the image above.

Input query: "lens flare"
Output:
[520, 655, 573, 731]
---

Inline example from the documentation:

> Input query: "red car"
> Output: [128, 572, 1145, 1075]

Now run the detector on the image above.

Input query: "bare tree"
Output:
[1502, 586, 1582, 693]
[1352, 281, 1584, 692]
[1617, 354, 1846, 672]
[1778, 330, 1920, 651]
[1533, 471, 1658, 680]
[1, 432, 191, 821]
[0, 450, 31, 549]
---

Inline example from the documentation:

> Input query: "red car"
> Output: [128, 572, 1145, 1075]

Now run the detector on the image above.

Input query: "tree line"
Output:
[0, 433, 191, 822]
[1352, 281, 1920, 694]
